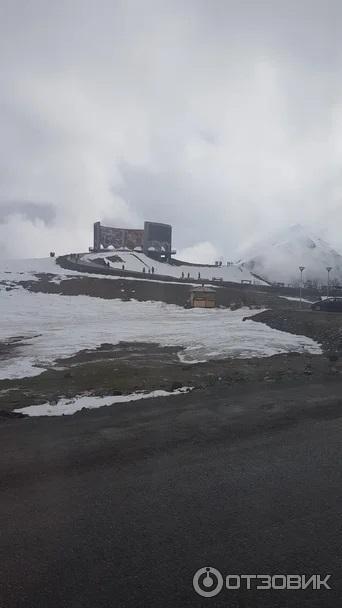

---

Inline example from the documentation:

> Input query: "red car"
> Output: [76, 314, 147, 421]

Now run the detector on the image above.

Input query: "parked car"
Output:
[311, 297, 342, 312]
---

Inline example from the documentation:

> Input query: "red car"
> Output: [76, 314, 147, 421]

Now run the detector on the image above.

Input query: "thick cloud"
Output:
[0, 0, 342, 258]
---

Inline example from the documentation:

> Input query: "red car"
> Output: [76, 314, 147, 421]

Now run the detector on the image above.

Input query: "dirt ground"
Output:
[0, 331, 341, 416]
[250, 308, 342, 352]
[17, 273, 298, 309]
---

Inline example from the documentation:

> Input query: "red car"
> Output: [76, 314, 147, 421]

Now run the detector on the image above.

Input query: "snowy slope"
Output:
[0, 256, 202, 289]
[83, 251, 268, 285]
[240, 224, 342, 284]
[0, 257, 81, 290]
[0, 252, 268, 289]
[0, 256, 181, 287]
[0, 257, 72, 280]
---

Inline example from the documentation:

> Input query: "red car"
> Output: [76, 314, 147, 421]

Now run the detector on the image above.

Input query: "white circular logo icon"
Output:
[193, 567, 224, 597]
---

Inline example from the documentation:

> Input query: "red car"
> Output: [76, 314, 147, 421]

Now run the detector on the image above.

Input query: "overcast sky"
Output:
[1, 0, 342, 261]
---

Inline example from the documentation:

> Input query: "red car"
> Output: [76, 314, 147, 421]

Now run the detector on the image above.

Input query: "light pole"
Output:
[299, 266, 305, 308]
[326, 266, 332, 297]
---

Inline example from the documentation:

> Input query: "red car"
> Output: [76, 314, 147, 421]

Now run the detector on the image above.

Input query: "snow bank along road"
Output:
[0, 285, 321, 380]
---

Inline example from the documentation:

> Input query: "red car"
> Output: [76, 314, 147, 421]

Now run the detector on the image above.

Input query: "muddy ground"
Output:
[1, 309, 342, 415]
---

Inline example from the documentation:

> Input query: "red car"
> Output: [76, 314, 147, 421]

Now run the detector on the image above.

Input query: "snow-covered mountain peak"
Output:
[240, 224, 342, 284]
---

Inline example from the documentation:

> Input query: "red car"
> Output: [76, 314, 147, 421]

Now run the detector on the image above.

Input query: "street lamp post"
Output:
[326, 266, 332, 297]
[299, 266, 305, 308]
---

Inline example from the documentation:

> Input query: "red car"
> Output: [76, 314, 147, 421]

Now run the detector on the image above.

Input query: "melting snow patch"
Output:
[0, 290, 322, 379]
[14, 387, 193, 417]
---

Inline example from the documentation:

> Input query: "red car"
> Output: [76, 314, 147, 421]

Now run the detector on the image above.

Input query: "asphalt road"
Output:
[1, 380, 342, 608]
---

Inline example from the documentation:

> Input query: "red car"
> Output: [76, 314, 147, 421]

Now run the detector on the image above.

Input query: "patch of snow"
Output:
[0, 290, 321, 379]
[14, 387, 193, 417]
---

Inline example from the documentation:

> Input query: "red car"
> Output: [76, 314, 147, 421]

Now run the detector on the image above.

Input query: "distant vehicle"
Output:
[311, 297, 342, 312]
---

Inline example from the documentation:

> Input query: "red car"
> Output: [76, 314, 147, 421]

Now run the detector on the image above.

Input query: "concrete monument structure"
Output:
[93, 220, 173, 260]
